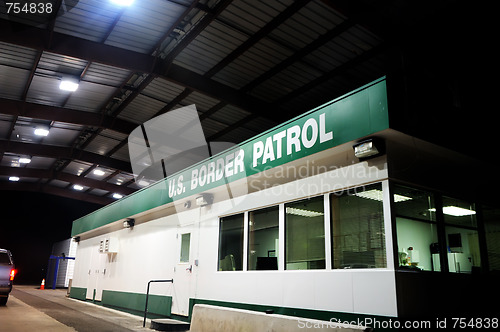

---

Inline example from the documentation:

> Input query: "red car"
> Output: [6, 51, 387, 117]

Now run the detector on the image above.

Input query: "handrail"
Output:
[143, 279, 174, 327]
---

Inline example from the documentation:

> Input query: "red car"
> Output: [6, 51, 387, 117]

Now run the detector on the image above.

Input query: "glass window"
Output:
[218, 214, 244, 271]
[394, 185, 439, 271]
[442, 197, 480, 273]
[482, 205, 500, 272]
[285, 196, 325, 270]
[248, 206, 279, 270]
[331, 183, 386, 269]
[180, 233, 190, 263]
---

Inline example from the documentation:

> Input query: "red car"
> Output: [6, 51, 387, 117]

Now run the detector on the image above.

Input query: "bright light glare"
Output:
[73, 184, 84, 191]
[110, 0, 134, 6]
[59, 80, 79, 92]
[113, 193, 124, 199]
[19, 158, 31, 164]
[34, 128, 49, 136]
[429, 206, 476, 217]
[93, 169, 106, 176]
[9, 176, 20, 182]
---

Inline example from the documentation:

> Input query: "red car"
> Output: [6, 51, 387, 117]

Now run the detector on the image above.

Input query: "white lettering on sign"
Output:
[253, 112, 333, 168]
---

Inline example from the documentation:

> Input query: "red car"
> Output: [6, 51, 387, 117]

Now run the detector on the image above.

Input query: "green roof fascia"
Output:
[71, 77, 389, 237]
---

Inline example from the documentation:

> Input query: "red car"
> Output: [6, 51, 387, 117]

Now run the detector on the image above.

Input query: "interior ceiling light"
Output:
[286, 207, 324, 218]
[34, 128, 49, 136]
[110, 0, 134, 6]
[59, 77, 79, 92]
[73, 184, 84, 191]
[113, 193, 123, 199]
[18, 157, 31, 164]
[93, 169, 105, 176]
[429, 206, 476, 217]
[9, 176, 20, 182]
[354, 189, 412, 203]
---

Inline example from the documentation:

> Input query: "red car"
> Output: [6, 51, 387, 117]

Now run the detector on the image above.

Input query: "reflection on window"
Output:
[218, 214, 244, 271]
[394, 185, 439, 271]
[482, 205, 500, 272]
[180, 233, 191, 263]
[443, 197, 479, 273]
[331, 183, 386, 269]
[285, 196, 325, 270]
[248, 206, 279, 270]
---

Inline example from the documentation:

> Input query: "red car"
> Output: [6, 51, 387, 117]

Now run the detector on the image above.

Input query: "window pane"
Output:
[396, 218, 440, 271]
[445, 226, 480, 273]
[248, 206, 279, 270]
[286, 196, 325, 270]
[393, 185, 435, 221]
[331, 183, 386, 269]
[483, 205, 500, 272]
[180, 233, 190, 263]
[442, 197, 477, 228]
[218, 214, 244, 271]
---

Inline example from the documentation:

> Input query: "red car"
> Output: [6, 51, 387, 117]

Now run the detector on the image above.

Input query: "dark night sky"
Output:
[0, 191, 100, 284]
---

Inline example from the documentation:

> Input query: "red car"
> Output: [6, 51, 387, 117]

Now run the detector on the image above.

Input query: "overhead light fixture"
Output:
[286, 207, 324, 218]
[113, 193, 123, 199]
[353, 138, 384, 160]
[353, 189, 412, 203]
[34, 128, 49, 137]
[93, 169, 105, 176]
[18, 157, 31, 164]
[59, 77, 79, 92]
[429, 206, 476, 217]
[110, 0, 134, 6]
[73, 184, 84, 191]
[9, 176, 20, 182]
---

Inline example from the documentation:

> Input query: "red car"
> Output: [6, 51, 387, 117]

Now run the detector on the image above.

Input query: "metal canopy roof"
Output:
[0, 0, 476, 205]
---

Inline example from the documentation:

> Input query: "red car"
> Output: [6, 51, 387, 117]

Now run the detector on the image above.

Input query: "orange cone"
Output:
[40, 279, 45, 290]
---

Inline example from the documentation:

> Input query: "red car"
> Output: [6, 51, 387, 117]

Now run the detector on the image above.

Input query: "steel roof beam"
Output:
[0, 140, 132, 173]
[0, 181, 113, 205]
[0, 166, 135, 195]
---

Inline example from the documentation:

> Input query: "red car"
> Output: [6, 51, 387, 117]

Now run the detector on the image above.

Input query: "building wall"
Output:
[71, 156, 398, 319]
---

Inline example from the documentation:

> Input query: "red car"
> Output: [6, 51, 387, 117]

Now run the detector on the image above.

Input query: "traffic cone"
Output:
[40, 279, 45, 290]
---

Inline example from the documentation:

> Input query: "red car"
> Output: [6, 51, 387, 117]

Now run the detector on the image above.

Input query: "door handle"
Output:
[186, 265, 192, 273]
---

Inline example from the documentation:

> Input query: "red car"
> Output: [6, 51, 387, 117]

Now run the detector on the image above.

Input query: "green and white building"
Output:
[69, 77, 499, 325]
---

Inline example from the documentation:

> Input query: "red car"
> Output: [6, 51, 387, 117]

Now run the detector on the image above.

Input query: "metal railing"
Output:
[143, 279, 174, 327]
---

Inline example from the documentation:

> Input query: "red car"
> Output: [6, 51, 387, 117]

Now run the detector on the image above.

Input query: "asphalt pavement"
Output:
[0, 285, 152, 332]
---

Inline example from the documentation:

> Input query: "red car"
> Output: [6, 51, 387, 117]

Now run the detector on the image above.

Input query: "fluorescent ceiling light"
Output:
[34, 128, 49, 136]
[73, 184, 84, 191]
[59, 79, 79, 92]
[286, 207, 324, 218]
[18, 157, 31, 164]
[110, 0, 134, 5]
[429, 206, 476, 217]
[354, 189, 412, 203]
[113, 193, 123, 199]
[93, 169, 106, 176]
[9, 176, 20, 182]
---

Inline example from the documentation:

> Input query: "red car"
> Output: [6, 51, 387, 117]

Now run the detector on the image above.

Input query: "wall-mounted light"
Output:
[353, 138, 384, 160]
[59, 77, 79, 92]
[123, 218, 135, 228]
[196, 194, 213, 206]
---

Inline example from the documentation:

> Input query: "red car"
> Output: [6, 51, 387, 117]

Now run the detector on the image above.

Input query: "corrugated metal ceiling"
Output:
[0, 0, 427, 205]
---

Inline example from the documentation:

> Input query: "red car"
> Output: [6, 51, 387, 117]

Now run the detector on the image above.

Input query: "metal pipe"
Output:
[143, 279, 173, 327]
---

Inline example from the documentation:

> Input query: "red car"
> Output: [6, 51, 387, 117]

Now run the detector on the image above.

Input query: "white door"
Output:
[86, 244, 106, 301]
[171, 226, 196, 316]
